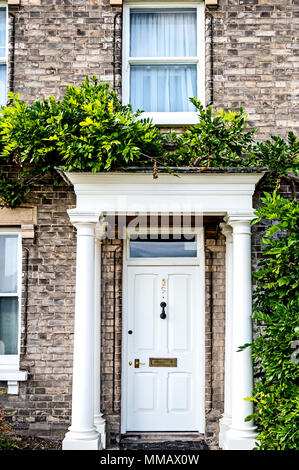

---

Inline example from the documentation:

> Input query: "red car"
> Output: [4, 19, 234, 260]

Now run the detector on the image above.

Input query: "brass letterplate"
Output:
[149, 358, 177, 367]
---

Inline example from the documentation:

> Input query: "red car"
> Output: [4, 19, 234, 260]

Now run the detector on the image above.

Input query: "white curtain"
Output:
[131, 64, 196, 112]
[130, 9, 197, 57]
[0, 235, 18, 293]
[130, 9, 197, 112]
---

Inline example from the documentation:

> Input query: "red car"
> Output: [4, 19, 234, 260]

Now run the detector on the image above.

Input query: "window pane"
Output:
[130, 235, 197, 258]
[0, 297, 18, 355]
[130, 9, 197, 57]
[0, 64, 7, 107]
[0, 7, 6, 57]
[131, 64, 196, 112]
[0, 235, 18, 293]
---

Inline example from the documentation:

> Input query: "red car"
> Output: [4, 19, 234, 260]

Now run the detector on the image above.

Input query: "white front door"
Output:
[126, 265, 201, 431]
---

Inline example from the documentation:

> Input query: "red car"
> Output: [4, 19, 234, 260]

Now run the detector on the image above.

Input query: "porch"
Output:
[60, 168, 264, 451]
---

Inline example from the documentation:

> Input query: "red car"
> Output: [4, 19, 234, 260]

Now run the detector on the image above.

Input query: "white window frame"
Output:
[126, 226, 203, 266]
[0, 3, 8, 107]
[122, 1, 205, 126]
[0, 228, 27, 395]
[0, 228, 22, 368]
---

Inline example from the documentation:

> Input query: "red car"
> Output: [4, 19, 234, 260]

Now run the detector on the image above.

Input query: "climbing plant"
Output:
[167, 98, 256, 168]
[0, 77, 165, 206]
[242, 193, 299, 450]
[0, 77, 298, 206]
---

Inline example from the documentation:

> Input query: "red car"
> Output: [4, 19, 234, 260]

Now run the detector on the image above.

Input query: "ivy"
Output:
[243, 193, 299, 450]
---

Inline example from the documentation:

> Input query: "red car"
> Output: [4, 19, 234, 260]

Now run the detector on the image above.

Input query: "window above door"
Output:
[122, 2, 205, 125]
[129, 234, 198, 258]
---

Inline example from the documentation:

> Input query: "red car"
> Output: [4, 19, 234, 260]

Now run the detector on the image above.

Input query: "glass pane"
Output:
[130, 235, 197, 258]
[0, 235, 18, 293]
[130, 9, 197, 57]
[130, 64, 197, 112]
[0, 7, 6, 58]
[0, 64, 7, 107]
[0, 297, 18, 355]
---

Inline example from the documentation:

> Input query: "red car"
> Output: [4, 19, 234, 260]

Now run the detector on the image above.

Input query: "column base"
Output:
[219, 415, 231, 449]
[94, 415, 106, 449]
[223, 426, 258, 450]
[62, 429, 101, 450]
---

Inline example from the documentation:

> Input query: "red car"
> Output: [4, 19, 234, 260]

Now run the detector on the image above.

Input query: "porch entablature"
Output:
[62, 169, 265, 216]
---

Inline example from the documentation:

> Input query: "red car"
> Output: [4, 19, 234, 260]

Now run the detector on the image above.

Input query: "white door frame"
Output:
[121, 225, 205, 434]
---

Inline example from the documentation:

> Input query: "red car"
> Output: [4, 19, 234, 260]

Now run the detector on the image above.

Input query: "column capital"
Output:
[225, 212, 255, 235]
[225, 211, 255, 226]
[67, 209, 101, 227]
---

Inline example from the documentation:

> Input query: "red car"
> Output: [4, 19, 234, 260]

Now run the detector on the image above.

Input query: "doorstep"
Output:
[117, 432, 209, 451]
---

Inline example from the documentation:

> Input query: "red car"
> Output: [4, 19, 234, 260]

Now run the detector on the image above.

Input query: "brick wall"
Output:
[0, 173, 76, 438]
[100, 238, 122, 445]
[204, 231, 226, 447]
[209, 0, 298, 139]
[8, 0, 298, 140]
[8, 0, 122, 101]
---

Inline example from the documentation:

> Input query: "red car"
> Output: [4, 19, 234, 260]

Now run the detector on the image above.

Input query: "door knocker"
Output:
[160, 301, 167, 319]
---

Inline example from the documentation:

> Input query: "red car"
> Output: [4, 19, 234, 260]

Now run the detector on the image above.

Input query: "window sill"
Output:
[139, 112, 199, 127]
[0, 369, 28, 395]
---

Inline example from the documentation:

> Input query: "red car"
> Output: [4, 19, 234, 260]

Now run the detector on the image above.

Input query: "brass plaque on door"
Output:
[149, 358, 177, 367]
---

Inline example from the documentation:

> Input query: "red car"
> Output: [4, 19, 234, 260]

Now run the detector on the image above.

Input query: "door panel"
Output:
[133, 274, 157, 352]
[168, 274, 191, 352]
[167, 372, 192, 413]
[126, 266, 200, 431]
[134, 373, 158, 412]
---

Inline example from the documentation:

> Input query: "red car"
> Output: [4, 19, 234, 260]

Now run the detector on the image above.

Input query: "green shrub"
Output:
[0, 395, 20, 450]
[249, 132, 299, 188]
[168, 98, 256, 168]
[0, 79, 298, 207]
[0, 77, 165, 206]
[244, 192, 299, 449]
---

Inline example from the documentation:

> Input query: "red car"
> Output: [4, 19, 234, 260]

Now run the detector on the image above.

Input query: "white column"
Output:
[219, 223, 233, 448]
[223, 214, 258, 450]
[93, 234, 106, 449]
[63, 212, 101, 450]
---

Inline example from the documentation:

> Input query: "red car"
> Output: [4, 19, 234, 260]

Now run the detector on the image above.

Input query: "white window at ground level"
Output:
[0, 230, 21, 367]
[122, 2, 205, 125]
[0, 5, 7, 107]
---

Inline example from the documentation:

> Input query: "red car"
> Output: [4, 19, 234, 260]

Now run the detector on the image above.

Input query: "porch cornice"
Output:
[62, 169, 265, 216]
